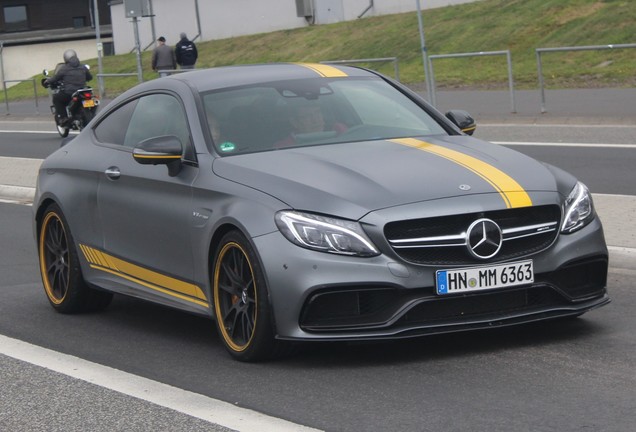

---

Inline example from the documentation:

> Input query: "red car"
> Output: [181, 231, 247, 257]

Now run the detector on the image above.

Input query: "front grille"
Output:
[299, 284, 577, 333]
[398, 286, 562, 325]
[538, 256, 608, 300]
[300, 287, 404, 330]
[384, 205, 561, 265]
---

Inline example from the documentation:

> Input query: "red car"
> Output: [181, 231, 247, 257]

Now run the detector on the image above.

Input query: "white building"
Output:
[109, 0, 476, 54]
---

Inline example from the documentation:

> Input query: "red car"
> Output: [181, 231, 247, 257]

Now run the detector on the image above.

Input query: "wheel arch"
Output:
[34, 197, 59, 237]
[206, 222, 279, 335]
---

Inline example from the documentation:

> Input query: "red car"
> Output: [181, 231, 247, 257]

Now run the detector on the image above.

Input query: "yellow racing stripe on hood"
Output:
[390, 138, 532, 208]
[296, 63, 348, 77]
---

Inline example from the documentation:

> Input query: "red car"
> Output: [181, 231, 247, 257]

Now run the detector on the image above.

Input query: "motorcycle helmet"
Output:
[63, 49, 77, 63]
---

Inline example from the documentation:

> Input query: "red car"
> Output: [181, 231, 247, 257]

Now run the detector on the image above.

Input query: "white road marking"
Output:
[481, 123, 636, 129]
[0, 129, 79, 135]
[0, 334, 322, 432]
[0, 130, 60, 134]
[493, 141, 636, 148]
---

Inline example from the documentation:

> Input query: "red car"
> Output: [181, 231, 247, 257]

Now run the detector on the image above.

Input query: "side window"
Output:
[93, 99, 138, 145]
[124, 94, 191, 149]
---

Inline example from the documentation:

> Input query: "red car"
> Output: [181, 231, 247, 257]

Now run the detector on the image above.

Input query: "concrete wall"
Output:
[111, 0, 479, 54]
[111, 0, 307, 55]
[1, 39, 101, 88]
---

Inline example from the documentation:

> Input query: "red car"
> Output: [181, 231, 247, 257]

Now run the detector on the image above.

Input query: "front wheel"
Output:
[38, 203, 113, 313]
[212, 231, 289, 362]
[56, 122, 69, 138]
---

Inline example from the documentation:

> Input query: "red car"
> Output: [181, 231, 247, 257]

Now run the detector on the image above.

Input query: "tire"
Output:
[212, 231, 288, 362]
[38, 203, 113, 313]
[56, 123, 70, 138]
[81, 109, 96, 129]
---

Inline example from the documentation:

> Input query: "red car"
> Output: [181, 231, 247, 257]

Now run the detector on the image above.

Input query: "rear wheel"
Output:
[38, 203, 113, 313]
[81, 109, 96, 129]
[212, 231, 287, 362]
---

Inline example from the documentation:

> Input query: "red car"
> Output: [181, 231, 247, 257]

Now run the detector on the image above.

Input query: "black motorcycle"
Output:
[41, 69, 100, 138]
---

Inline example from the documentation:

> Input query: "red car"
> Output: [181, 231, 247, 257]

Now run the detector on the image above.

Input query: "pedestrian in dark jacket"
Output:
[152, 36, 176, 77]
[45, 49, 92, 125]
[175, 32, 198, 69]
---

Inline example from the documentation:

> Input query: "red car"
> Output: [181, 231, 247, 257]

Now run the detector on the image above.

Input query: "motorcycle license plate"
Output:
[82, 99, 95, 108]
[436, 260, 534, 295]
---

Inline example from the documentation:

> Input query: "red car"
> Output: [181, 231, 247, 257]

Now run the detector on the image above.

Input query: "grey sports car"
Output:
[33, 63, 610, 361]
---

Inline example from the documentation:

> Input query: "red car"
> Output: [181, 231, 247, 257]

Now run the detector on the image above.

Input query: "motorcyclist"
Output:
[44, 49, 92, 125]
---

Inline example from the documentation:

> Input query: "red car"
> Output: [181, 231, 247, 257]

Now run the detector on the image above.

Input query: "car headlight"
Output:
[561, 181, 594, 234]
[275, 211, 380, 257]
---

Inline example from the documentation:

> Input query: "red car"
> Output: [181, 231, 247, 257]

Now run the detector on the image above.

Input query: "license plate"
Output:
[82, 99, 95, 108]
[436, 260, 533, 295]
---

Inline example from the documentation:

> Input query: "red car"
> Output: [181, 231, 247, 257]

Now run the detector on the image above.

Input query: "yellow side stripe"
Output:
[88, 265, 209, 308]
[390, 138, 532, 209]
[133, 154, 181, 159]
[79, 245, 208, 305]
[296, 62, 348, 78]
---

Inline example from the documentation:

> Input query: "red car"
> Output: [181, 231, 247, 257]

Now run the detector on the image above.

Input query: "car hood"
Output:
[212, 136, 559, 220]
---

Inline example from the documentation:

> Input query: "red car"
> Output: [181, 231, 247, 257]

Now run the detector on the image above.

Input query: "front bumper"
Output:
[254, 212, 609, 342]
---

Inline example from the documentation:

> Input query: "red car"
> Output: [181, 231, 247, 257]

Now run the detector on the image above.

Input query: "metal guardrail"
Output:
[320, 57, 400, 81]
[96, 72, 140, 98]
[96, 69, 196, 97]
[428, 50, 516, 113]
[2, 79, 39, 115]
[536, 43, 636, 113]
[0, 41, 40, 115]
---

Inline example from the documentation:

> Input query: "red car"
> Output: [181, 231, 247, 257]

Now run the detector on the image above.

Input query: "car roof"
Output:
[168, 62, 380, 92]
[94, 63, 388, 131]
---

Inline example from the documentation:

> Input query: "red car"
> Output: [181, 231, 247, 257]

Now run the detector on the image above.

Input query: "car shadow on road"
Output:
[285, 316, 609, 367]
[25, 291, 610, 368]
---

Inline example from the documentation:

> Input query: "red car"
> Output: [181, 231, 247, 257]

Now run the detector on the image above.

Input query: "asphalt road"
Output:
[1, 200, 635, 431]
[1, 119, 635, 431]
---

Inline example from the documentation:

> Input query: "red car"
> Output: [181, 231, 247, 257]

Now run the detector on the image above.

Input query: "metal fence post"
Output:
[429, 50, 516, 113]
[32, 79, 39, 114]
[535, 43, 636, 113]
[428, 58, 437, 107]
[506, 50, 516, 114]
[0, 42, 8, 115]
[536, 50, 546, 113]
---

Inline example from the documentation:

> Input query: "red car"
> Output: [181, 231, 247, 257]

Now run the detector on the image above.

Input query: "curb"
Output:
[0, 185, 35, 202]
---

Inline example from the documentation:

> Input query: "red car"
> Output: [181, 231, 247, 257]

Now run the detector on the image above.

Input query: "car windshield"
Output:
[202, 76, 448, 155]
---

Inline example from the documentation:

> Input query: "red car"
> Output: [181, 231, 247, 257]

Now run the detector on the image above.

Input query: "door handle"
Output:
[104, 166, 121, 180]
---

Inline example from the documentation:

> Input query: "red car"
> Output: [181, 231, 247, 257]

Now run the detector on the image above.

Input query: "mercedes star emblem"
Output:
[466, 218, 502, 259]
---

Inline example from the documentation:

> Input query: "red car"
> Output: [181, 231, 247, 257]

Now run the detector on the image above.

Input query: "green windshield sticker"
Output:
[219, 142, 236, 152]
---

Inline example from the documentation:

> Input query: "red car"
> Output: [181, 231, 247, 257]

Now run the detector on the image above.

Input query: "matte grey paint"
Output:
[33, 63, 609, 343]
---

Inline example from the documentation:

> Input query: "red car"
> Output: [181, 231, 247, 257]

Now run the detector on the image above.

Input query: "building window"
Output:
[73, 16, 86, 28]
[3, 5, 28, 32]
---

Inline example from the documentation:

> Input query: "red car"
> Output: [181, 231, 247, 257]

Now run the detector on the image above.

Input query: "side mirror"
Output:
[445, 110, 476, 136]
[133, 135, 183, 177]
[84, 64, 91, 70]
[43, 69, 49, 76]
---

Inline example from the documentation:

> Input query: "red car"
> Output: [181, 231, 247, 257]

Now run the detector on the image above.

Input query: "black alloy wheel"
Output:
[212, 231, 286, 362]
[38, 203, 112, 313]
